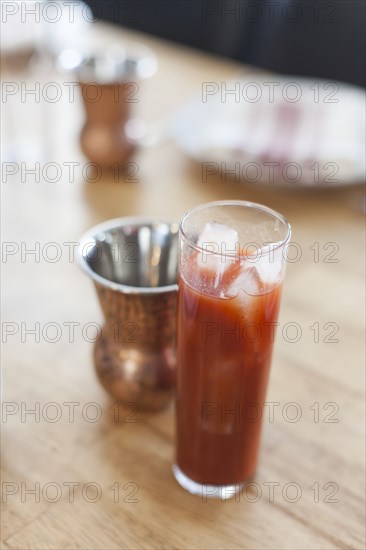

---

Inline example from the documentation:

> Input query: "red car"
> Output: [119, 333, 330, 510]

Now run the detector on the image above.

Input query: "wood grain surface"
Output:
[1, 24, 365, 550]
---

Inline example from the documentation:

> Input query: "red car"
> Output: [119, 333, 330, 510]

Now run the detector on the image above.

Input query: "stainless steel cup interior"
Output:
[78, 217, 179, 292]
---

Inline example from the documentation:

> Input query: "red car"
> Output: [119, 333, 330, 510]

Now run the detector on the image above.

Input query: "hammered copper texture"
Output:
[93, 282, 177, 411]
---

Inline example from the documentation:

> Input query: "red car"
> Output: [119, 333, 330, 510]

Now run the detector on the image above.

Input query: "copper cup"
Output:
[58, 46, 157, 170]
[77, 218, 178, 411]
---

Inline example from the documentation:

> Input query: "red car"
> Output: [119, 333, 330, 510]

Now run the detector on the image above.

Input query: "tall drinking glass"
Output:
[173, 201, 291, 499]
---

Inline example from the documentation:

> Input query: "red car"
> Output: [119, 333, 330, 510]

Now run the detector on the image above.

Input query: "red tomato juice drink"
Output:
[173, 201, 291, 499]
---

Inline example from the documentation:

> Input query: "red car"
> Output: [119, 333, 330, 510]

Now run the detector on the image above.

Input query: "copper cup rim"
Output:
[77, 216, 179, 295]
[58, 45, 157, 84]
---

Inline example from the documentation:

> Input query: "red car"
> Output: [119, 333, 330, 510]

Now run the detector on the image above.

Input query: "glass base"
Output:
[172, 464, 245, 500]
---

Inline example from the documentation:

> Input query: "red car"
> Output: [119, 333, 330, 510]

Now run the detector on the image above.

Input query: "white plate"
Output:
[172, 75, 365, 188]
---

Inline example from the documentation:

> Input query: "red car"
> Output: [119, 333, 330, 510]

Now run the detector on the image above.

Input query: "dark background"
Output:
[85, 0, 366, 88]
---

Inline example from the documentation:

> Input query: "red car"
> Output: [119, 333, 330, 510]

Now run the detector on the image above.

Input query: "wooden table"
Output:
[1, 23, 365, 550]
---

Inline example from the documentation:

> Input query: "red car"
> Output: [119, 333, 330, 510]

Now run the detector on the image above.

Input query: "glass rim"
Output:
[180, 200, 291, 258]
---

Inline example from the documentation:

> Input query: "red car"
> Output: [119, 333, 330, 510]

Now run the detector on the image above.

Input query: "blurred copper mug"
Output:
[77, 217, 178, 411]
[79, 78, 135, 169]
[59, 46, 157, 170]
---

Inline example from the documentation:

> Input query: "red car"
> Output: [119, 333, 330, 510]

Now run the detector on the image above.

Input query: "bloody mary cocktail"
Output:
[173, 201, 291, 498]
